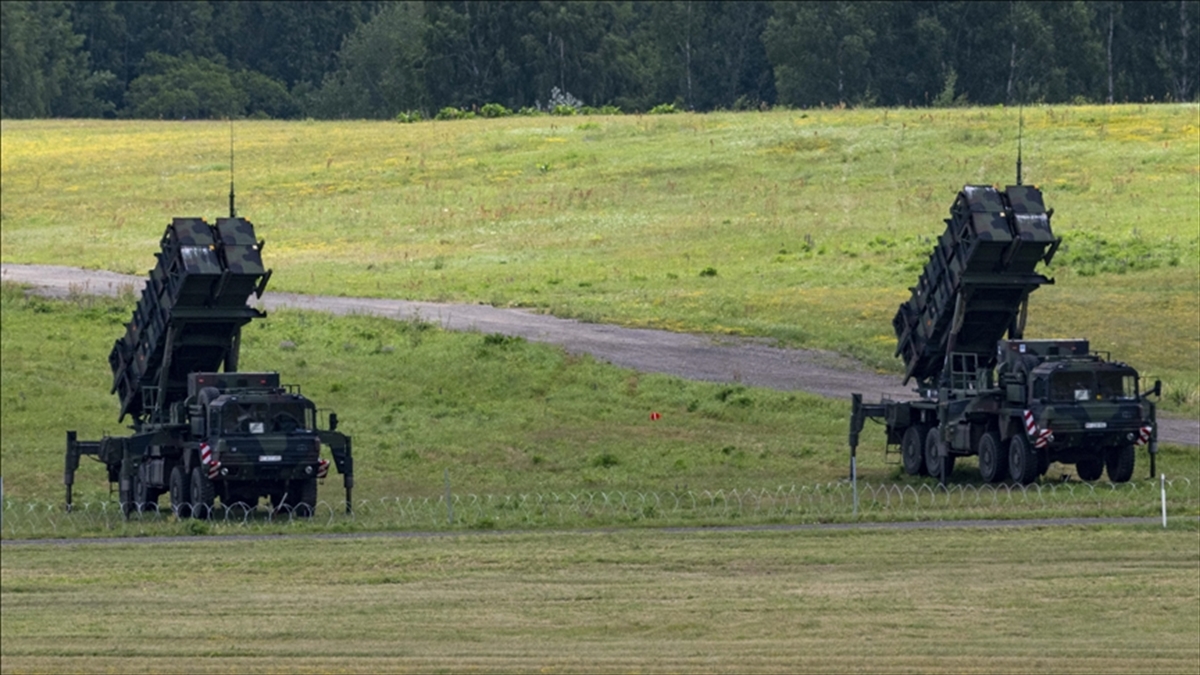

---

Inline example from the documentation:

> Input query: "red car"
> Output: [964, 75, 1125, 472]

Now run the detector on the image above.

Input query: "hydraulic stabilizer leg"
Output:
[849, 395, 864, 480]
[320, 424, 354, 514]
[65, 432, 79, 511]
[64, 431, 101, 511]
[333, 437, 354, 514]
[847, 394, 887, 478]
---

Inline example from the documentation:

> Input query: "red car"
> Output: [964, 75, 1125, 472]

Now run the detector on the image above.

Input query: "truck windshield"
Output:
[1049, 371, 1137, 402]
[221, 401, 312, 434]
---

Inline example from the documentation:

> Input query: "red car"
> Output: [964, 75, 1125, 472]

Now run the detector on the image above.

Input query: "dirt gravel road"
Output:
[4, 263, 1195, 447]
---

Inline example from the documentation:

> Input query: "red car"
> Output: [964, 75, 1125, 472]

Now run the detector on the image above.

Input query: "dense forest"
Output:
[1, 1, 1196, 120]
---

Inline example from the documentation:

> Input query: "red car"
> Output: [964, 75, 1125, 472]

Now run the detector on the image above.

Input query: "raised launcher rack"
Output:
[892, 185, 1061, 390]
[108, 217, 272, 424]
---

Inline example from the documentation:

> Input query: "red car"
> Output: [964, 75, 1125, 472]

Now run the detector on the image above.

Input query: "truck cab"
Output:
[188, 372, 328, 510]
[1001, 340, 1156, 481]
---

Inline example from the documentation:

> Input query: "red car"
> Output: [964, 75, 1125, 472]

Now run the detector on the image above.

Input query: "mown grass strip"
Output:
[2, 525, 1197, 674]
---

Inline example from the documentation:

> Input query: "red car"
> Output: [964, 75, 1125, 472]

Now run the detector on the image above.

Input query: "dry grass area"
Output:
[3, 524, 1197, 674]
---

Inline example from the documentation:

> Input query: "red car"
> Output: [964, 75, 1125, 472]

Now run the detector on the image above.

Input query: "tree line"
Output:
[2, 1, 1196, 120]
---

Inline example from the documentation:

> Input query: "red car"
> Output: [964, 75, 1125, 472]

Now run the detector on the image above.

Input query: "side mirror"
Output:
[1149, 379, 1162, 398]
[328, 412, 338, 432]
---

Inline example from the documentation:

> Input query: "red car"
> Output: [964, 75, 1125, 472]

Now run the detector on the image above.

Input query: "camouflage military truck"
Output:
[64, 215, 354, 516]
[849, 184, 1159, 485]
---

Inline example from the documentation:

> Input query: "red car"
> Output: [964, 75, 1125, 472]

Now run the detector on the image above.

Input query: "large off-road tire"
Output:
[132, 471, 160, 513]
[1076, 456, 1104, 481]
[292, 478, 318, 518]
[169, 465, 191, 518]
[1008, 434, 1039, 485]
[901, 426, 929, 476]
[924, 427, 955, 481]
[190, 466, 216, 519]
[1105, 444, 1136, 483]
[977, 432, 1008, 483]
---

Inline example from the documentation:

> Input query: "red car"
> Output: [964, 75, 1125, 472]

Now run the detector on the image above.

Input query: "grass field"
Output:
[3, 524, 1198, 674]
[2, 106, 1197, 410]
[1, 107, 1198, 674]
[3, 285, 1197, 530]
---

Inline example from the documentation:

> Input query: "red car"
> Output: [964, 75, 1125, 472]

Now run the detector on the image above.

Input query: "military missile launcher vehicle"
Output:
[64, 215, 354, 516]
[849, 183, 1159, 485]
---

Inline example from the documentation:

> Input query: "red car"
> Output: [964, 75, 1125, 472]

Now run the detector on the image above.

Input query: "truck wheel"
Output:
[1008, 434, 1039, 485]
[1105, 445, 1136, 483]
[293, 478, 318, 518]
[1076, 457, 1104, 481]
[190, 466, 216, 519]
[133, 471, 158, 513]
[169, 465, 191, 518]
[977, 432, 1008, 483]
[924, 428, 955, 481]
[902, 426, 929, 476]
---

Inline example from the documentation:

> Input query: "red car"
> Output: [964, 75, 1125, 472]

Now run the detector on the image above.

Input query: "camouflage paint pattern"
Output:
[109, 217, 270, 422]
[65, 209, 353, 513]
[894, 185, 1059, 386]
[851, 184, 1155, 486]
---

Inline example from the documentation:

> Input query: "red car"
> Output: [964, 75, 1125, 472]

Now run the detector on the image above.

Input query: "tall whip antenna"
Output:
[1016, 104, 1024, 186]
[228, 118, 235, 216]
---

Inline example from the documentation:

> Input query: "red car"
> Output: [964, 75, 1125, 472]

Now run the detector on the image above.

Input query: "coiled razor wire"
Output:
[2, 478, 1194, 539]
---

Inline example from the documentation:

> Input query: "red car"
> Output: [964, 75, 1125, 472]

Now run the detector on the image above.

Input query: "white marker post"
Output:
[1160, 474, 1167, 529]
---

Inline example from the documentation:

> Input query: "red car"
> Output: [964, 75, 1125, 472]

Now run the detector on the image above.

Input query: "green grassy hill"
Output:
[1, 106, 1197, 510]
[2, 107, 1196, 403]
[0, 287, 852, 504]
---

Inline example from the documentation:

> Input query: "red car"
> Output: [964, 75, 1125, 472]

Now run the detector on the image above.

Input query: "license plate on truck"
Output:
[259, 455, 282, 462]
[1084, 422, 1107, 430]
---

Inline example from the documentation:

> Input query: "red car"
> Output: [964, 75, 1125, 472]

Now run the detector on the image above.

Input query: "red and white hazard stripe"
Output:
[1034, 428, 1053, 449]
[1022, 410, 1037, 436]
[1136, 425, 1153, 445]
[199, 442, 222, 479]
[317, 458, 329, 479]
[1023, 410, 1053, 449]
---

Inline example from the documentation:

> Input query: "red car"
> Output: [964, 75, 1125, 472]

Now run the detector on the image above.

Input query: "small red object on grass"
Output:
[650, 412, 662, 421]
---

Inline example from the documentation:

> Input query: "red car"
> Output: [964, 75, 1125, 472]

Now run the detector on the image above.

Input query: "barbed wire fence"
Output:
[1, 478, 1195, 540]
